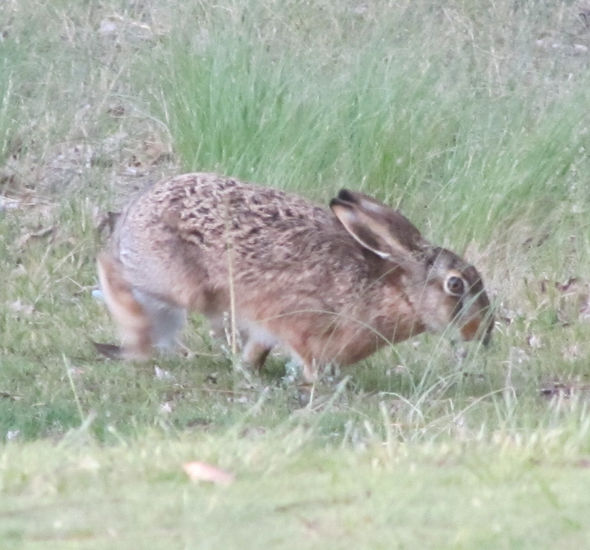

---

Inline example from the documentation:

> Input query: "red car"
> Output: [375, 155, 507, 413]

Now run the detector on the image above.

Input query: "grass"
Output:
[1, 434, 589, 549]
[1, 0, 590, 547]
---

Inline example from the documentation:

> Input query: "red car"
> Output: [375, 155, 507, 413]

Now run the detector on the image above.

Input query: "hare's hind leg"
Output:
[97, 252, 153, 359]
[97, 253, 186, 359]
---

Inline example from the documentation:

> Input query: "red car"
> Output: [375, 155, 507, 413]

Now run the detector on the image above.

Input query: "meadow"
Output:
[1, 1, 590, 547]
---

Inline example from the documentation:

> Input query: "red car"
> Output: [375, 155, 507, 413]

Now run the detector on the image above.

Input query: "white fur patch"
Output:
[132, 288, 186, 350]
[240, 319, 279, 349]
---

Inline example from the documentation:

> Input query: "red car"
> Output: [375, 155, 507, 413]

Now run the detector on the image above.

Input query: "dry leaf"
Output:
[107, 104, 125, 118]
[183, 461, 235, 486]
[93, 341, 123, 359]
[562, 343, 581, 361]
[6, 430, 20, 441]
[205, 372, 219, 384]
[540, 379, 590, 399]
[143, 140, 173, 165]
[154, 366, 174, 381]
[526, 333, 542, 349]
[538, 277, 590, 324]
[98, 15, 154, 41]
[0, 391, 22, 401]
[98, 18, 119, 36]
[8, 299, 35, 316]
[17, 226, 55, 248]
[68, 366, 86, 377]
[0, 195, 21, 211]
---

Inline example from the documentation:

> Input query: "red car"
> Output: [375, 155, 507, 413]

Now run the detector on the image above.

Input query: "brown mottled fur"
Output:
[97, 173, 493, 381]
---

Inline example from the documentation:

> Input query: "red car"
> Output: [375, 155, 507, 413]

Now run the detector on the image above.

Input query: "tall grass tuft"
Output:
[144, 0, 590, 272]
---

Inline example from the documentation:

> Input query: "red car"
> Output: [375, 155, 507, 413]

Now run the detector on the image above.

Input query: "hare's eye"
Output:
[444, 275, 465, 296]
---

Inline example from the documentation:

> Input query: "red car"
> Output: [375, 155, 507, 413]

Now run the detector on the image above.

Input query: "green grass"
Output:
[1, 0, 590, 547]
[1, 434, 589, 549]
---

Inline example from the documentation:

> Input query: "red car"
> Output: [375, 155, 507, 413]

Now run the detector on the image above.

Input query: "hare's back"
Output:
[157, 172, 331, 232]
[144, 173, 344, 255]
[115, 173, 369, 304]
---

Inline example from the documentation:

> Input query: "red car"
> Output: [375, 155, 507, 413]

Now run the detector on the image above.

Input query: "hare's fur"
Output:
[98, 173, 492, 380]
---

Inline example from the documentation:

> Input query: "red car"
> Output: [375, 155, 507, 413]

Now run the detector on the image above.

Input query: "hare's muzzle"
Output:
[458, 297, 494, 345]
[457, 285, 494, 345]
[459, 315, 493, 345]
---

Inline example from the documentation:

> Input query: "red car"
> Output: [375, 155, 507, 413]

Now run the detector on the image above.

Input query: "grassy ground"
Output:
[1, 0, 590, 547]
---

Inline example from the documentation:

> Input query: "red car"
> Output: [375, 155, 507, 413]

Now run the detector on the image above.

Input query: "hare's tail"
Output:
[97, 252, 153, 359]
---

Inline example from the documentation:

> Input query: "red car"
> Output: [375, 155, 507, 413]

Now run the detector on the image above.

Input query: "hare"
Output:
[96, 172, 493, 381]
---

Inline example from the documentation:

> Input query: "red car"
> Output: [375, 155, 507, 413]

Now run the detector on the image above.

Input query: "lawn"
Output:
[1, 1, 590, 548]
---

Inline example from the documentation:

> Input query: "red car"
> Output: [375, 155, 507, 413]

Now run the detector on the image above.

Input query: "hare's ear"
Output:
[330, 189, 425, 260]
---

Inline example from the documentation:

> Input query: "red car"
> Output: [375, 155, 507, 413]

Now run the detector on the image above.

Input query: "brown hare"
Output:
[96, 172, 493, 381]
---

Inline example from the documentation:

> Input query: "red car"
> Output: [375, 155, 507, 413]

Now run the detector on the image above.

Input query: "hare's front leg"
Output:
[242, 339, 272, 371]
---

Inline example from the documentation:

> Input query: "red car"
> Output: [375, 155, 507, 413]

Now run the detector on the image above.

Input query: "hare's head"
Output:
[330, 190, 493, 345]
